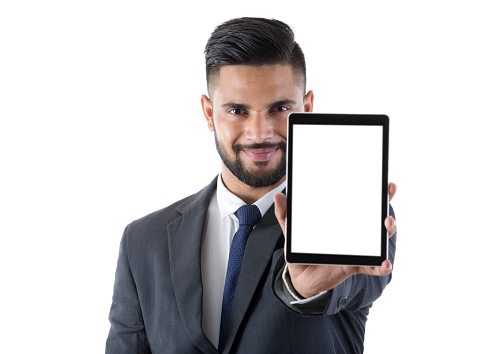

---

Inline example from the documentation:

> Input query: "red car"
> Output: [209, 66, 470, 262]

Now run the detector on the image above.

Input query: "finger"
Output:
[389, 182, 397, 202]
[385, 216, 397, 238]
[358, 260, 392, 277]
[274, 192, 287, 236]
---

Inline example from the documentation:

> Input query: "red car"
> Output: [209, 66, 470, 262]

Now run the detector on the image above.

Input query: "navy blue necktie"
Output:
[218, 204, 261, 352]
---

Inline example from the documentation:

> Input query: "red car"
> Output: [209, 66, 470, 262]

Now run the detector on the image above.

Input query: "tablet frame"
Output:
[285, 113, 389, 266]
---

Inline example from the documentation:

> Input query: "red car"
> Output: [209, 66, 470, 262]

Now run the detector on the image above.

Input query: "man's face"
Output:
[202, 64, 313, 188]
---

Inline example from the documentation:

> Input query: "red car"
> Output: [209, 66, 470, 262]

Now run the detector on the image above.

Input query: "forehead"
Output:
[211, 64, 303, 105]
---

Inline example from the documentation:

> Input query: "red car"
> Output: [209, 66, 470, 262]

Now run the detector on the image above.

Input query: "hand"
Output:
[274, 183, 398, 299]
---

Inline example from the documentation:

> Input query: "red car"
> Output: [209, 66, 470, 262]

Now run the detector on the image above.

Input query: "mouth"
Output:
[242, 148, 279, 161]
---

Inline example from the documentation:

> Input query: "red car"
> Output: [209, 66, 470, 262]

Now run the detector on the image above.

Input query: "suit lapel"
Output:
[222, 203, 284, 353]
[168, 178, 218, 354]
[168, 179, 285, 353]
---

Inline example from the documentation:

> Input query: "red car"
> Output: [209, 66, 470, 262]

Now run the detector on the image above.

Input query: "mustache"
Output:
[233, 141, 287, 151]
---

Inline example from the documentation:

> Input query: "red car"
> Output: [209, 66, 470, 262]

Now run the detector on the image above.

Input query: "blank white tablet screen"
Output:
[290, 124, 383, 256]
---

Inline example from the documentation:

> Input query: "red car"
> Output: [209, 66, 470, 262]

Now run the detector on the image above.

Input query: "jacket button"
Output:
[338, 296, 348, 308]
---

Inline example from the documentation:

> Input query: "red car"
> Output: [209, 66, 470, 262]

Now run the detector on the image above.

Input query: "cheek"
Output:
[214, 118, 243, 142]
[276, 120, 288, 140]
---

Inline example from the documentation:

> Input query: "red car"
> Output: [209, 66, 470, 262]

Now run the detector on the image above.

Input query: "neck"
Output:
[220, 167, 285, 205]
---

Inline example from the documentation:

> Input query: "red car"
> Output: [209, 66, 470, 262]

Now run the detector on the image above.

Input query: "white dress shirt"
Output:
[201, 175, 285, 347]
[200, 174, 326, 347]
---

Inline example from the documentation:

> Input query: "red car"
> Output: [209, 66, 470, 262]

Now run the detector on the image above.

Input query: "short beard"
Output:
[214, 131, 286, 188]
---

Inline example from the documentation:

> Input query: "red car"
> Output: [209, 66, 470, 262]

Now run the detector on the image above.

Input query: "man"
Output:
[106, 17, 397, 354]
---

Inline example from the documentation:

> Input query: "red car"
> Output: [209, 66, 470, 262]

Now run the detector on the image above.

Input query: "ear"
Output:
[201, 94, 214, 131]
[303, 90, 314, 112]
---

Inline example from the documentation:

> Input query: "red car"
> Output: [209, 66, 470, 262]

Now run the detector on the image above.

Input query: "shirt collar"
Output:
[216, 174, 286, 220]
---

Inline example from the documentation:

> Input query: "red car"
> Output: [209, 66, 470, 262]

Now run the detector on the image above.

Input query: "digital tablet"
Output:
[285, 113, 389, 266]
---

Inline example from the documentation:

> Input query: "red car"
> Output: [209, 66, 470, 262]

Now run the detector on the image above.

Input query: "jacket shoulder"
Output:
[124, 177, 218, 239]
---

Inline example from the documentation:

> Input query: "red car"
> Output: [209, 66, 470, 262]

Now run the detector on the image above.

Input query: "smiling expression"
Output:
[202, 64, 313, 191]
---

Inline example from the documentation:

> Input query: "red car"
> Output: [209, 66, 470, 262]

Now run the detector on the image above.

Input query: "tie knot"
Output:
[235, 204, 261, 228]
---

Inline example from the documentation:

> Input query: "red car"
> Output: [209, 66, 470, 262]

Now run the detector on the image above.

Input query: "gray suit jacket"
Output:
[106, 177, 397, 353]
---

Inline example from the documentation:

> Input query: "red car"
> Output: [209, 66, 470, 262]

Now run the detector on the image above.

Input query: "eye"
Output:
[273, 106, 289, 112]
[229, 108, 246, 115]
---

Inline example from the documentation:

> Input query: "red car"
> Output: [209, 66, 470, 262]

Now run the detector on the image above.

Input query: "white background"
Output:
[1, 1, 485, 353]
[291, 125, 383, 256]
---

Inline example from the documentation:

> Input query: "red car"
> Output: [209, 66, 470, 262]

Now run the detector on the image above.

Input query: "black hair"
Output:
[204, 17, 306, 96]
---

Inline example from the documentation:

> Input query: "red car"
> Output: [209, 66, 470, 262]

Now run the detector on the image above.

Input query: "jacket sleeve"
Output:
[272, 204, 397, 316]
[105, 225, 151, 354]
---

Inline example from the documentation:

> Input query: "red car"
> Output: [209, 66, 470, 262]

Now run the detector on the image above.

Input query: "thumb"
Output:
[274, 192, 287, 236]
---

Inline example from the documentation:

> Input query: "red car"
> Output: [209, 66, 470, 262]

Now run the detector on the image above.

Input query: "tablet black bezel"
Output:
[285, 113, 389, 266]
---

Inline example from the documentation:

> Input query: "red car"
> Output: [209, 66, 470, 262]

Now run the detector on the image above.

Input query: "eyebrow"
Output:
[221, 102, 251, 110]
[268, 99, 297, 109]
[220, 99, 297, 110]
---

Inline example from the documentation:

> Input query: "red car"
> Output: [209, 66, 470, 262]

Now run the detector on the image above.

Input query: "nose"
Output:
[244, 112, 274, 143]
